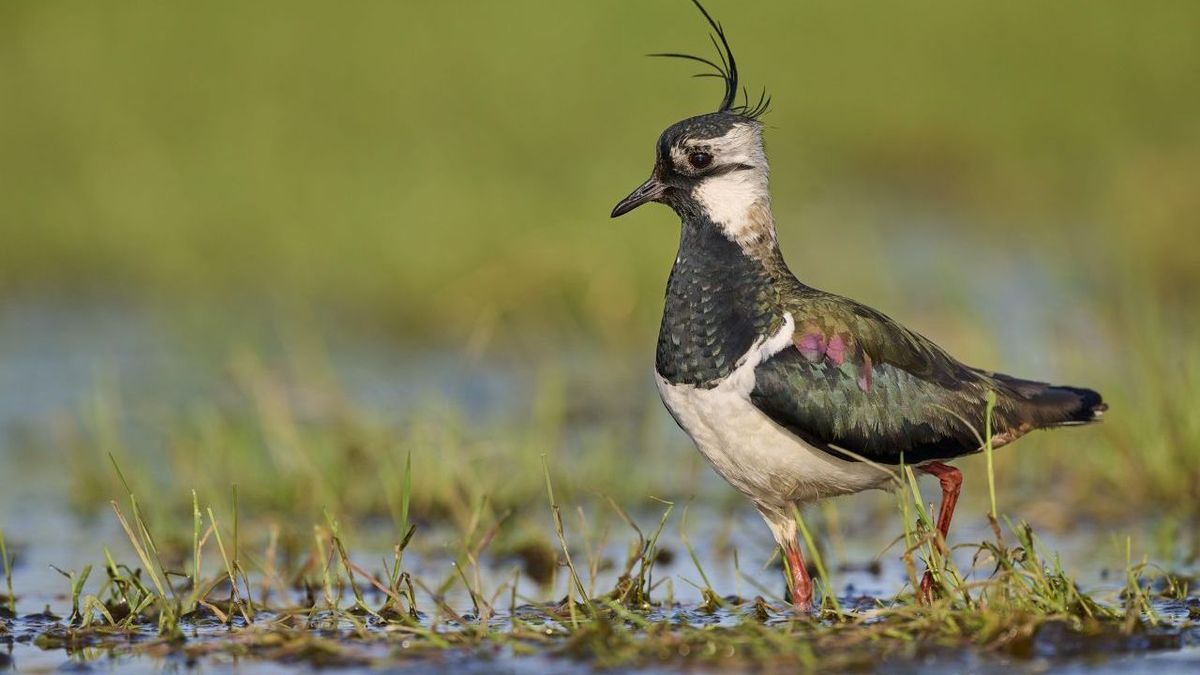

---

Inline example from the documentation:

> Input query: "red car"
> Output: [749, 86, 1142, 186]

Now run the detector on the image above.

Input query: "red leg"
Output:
[919, 461, 962, 600]
[784, 542, 813, 610]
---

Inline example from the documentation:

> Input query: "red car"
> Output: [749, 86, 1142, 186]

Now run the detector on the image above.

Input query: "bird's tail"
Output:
[982, 371, 1107, 428]
[1031, 384, 1107, 426]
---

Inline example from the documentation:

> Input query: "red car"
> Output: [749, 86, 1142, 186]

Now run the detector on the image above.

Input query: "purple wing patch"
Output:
[826, 334, 847, 365]
[795, 330, 854, 367]
[857, 351, 874, 393]
[796, 332, 827, 362]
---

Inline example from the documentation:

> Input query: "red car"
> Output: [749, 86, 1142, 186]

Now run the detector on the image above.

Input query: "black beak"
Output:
[611, 176, 666, 218]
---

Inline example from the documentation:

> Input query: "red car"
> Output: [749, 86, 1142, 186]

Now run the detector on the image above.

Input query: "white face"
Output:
[672, 122, 774, 247]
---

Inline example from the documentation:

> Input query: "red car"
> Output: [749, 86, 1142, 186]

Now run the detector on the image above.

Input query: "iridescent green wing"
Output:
[750, 290, 1000, 464]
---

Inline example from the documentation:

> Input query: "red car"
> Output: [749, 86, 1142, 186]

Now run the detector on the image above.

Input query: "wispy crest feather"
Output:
[650, 0, 770, 119]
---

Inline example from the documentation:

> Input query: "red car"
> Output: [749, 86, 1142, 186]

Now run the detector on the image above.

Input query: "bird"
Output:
[610, 0, 1106, 610]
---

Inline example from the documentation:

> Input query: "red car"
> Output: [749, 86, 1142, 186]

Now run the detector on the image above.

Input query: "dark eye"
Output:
[687, 151, 713, 169]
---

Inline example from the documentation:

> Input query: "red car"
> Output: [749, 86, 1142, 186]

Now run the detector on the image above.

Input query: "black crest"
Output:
[651, 0, 770, 119]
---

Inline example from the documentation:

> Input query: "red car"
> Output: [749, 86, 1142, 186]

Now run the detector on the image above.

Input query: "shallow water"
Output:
[1, 300, 1196, 672]
[4, 592, 1198, 673]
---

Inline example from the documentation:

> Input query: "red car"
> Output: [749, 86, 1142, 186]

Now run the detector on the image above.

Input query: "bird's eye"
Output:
[687, 151, 713, 169]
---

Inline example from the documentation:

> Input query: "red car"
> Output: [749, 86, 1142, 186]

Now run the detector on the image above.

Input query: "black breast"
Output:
[656, 216, 777, 387]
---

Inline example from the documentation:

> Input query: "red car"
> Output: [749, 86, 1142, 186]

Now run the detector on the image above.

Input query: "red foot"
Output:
[785, 544, 813, 610]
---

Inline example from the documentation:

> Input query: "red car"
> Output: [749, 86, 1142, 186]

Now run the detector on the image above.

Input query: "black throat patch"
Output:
[656, 212, 779, 387]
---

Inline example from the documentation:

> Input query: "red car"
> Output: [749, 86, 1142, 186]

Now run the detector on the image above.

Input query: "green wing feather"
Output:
[750, 286, 1104, 464]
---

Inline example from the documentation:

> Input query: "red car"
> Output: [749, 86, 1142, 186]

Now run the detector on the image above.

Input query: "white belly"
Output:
[657, 375, 895, 507]
[654, 312, 895, 509]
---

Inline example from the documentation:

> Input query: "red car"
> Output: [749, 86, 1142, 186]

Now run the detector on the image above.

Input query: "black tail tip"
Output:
[1068, 386, 1107, 421]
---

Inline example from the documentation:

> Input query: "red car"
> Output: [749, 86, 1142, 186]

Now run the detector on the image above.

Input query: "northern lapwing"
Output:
[611, 0, 1106, 609]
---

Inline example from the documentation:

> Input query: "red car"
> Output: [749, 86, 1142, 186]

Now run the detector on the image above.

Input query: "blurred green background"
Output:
[3, 0, 1196, 345]
[1, 1, 1198, 527]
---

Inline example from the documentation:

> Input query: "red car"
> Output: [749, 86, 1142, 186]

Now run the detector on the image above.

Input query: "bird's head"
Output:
[611, 1, 774, 246]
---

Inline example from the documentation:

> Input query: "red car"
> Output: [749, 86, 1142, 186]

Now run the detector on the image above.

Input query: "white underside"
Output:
[656, 313, 897, 517]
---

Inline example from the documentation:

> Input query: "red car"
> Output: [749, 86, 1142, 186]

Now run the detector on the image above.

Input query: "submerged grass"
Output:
[3, 455, 1194, 671]
[2, 0, 1197, 550]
